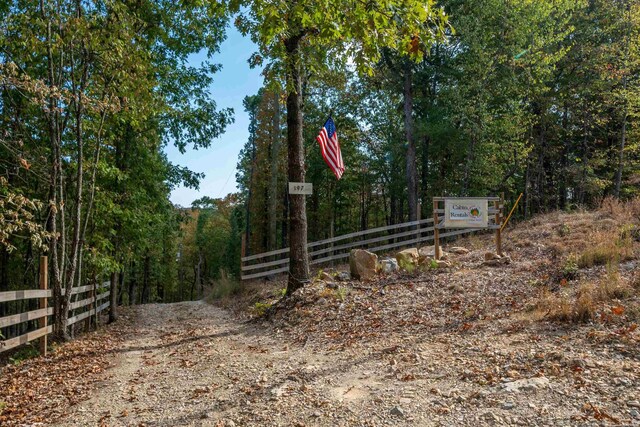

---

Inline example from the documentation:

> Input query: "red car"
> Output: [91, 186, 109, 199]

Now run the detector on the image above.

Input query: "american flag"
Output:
[316, 117, 344, 180]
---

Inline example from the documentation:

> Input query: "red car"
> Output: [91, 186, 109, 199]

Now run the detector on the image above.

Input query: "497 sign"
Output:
[288, 182, 313, 195]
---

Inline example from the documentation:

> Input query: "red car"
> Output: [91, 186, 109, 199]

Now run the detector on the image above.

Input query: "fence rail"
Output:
[0, 276, 111, 354]
[241, 217, 483, 281]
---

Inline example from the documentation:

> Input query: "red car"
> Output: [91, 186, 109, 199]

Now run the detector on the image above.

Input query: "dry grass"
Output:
[541, 266, 636, 323]
[525, 197, 640, 323]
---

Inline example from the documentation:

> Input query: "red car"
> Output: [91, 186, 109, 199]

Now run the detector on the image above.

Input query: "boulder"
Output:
[378, 258, 399, 274]
[418, 245, 442, 258]
[434, 259, 452, 268]
[418, 245, 446, 264]
[483, 253, 512, 267]
[395, 248, 419, 269]
[449, 246, 470, 255]
[349, 249, 378, 280]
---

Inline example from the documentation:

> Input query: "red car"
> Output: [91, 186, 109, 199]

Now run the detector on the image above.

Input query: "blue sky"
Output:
[164, 26, 263, 207]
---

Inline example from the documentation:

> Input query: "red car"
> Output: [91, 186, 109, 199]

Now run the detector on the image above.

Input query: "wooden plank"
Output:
[240, 266, 289, 281]
[240, 227, 483, 280]
[96, 291, 110, 302]
[433, 197, 501, 201]
[241, 247, 290, 263]
[96, 301, 110, 314]
[69, 296, 94, 311]
[306, 218, 434, 249]
[0, 289, 52, 303]
[67, 299, 109, 326]
[434, 208, 503, 214]
[242, 226, 436, 272]
[0, 307, 53, 329]
[241, 257, 289, 272]
[241, 218, 434, 263]
[67, 309, 93, 327]
[65, 282, 110, 295]
[309, 226, 435, 258]
[0, 325, 52, 353]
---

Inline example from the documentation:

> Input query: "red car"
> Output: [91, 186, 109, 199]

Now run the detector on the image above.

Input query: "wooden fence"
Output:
[0, 257, 111, 354]
[241, 215, 496, 281]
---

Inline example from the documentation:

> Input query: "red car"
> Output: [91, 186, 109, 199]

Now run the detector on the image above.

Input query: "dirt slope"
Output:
[2, 205, 639, 427]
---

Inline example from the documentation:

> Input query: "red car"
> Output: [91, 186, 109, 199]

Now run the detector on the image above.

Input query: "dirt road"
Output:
[50, 297, 639, 427]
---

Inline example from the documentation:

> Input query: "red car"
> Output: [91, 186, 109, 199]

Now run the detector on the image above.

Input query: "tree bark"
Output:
[109, 271, 118, 323]
[614, 75, 628, 197]
[268, 92, 281, 250]
[285, 34, 310, 295]
[403, 60, 418, 222]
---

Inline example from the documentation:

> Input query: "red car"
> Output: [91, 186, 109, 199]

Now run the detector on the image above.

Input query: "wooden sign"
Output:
[288, 182, 313, 195]
[433, 196, 504, 260]
[444, 199, 488, 228]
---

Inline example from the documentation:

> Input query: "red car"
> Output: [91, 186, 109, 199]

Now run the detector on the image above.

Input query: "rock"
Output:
[318, 271, 334, 281]
[419, 245, 442, 258]
[502, 377, 550, 393]
[483, 253, 512, 267]
[449, 246, 470, 254]
[349, 249, 378, 280]
[396, 248, 419, 269]
[390, 406, 405, 418]
[378, 257, 399, 274]
[336, 271, 350, 281]
[484, 252, 501, 261]
[628, 401, 640, 408]
[435, 260, 452, 268]
[502, 401, 516, 410]
[630, 409, 640, 419]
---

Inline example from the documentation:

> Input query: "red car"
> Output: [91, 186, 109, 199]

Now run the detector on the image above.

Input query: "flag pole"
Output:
[326, 109, 333, 124]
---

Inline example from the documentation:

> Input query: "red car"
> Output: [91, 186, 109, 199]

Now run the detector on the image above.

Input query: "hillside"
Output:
[1, 202, 639, 426]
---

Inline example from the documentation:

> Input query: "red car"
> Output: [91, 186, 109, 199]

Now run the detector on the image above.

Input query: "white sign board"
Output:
[288, 182, 313, 195]
[444, 199, 488, 228]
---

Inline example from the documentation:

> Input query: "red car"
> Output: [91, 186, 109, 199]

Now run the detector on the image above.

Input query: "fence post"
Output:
[240, 233, 246, 273]
[39, 255, 48, 356]
[433, 199, 441, 260]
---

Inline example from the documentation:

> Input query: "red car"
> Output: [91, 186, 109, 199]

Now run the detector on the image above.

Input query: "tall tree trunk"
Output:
[285, 34, 310, 295]
[281, 185, 288, 249]
[141, 253, 150, 304]
[421, 135, 430, 218]
[109, 271, 118, 323]
[614, 76, 628, 197]
[128, 260, 136, 305]
[403, 60, 418, 222]
[268, 92, 281, 250]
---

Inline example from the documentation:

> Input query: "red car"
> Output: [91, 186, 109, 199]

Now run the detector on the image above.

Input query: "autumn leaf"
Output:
[610, 306, 624, 315]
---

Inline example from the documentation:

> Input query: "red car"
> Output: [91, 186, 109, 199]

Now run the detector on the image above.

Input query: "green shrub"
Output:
[252, 302, 272, 317]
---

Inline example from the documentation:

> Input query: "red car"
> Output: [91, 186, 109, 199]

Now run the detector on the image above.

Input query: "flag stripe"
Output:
[316, 117, 344, 179]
